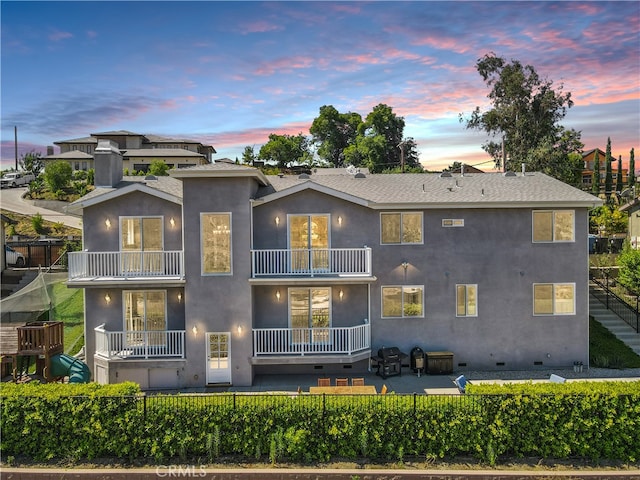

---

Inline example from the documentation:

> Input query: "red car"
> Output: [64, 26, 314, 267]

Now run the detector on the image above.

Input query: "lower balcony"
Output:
[68, 251, 184, 284]
[95, 325, 185, 359]
[251, 324, 371, 365]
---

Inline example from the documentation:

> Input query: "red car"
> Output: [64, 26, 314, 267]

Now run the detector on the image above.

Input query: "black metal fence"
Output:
[591, 276, 640, 333]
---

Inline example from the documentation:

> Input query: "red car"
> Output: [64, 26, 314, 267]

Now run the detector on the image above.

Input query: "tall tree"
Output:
[525, 128, 583, 187]
[19, 150, 44, 176]
[258, 133, 310, 168]
[629, 148, 636, 189]
[460, 53, 579, 180]
[616, 155, 624, 194]
[605, 137, 613, 203]
[591, 149, 601, 195]
[241, 145, 257, 165]
[310, 105, 361, 167]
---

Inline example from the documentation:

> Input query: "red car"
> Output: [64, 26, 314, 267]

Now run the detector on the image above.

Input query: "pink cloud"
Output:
[86, 30, 97, 39]
[204, 122, 313, 151]
[410, 34, 470, 55]
[253, 56, 315, 76]
[240, 20, 282, 34]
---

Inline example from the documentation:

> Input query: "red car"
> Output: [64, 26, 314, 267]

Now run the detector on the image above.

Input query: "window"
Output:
[120, 217, 162, 251]
[456, 284, 477, 317]
[124, 290, 166, 331]
[380, 212, 423, 244]
[124, 290, 166, 347]
[289, 288, 331, 344]
[533, 283, 575, 315]
[532, 210, 574, 242]
[201, 213, 231, 274]
[381, 286, 424, 318]
[120, 217, 163, 274]
[289, 214, 329, 271]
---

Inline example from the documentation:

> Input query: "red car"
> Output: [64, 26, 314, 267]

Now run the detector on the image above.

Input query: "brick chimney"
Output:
[94, 139, 123, 187]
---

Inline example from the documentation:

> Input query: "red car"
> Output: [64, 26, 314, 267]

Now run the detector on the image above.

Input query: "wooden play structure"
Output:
[0, 321, 89, 383]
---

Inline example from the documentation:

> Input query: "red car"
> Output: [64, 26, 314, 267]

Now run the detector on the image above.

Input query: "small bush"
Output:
[31, 213, 46, 234]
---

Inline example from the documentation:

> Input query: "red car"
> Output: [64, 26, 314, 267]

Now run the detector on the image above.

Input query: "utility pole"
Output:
[14, 126, 18, 170]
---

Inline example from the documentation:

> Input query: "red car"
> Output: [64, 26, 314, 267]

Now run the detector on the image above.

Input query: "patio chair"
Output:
[335, 378, 349, 387]
[351, 377, 365, 386]
[317, 378, 331, 387]
[454, 375, 469, 394]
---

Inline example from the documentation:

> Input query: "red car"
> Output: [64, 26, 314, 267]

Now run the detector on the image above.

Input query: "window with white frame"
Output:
[381, 286, 424, 318]
[120, 216, 163, 274]
[289, 288, 331, 344]
[380, 212, 423, 244]
[532, 210, 575, 242]
[533, 283, 575, 315]
[201, 212, 232, 274]
[120, 216, 163, 251]
[124, 289, 166, 327]
[456, 284, 477, 317]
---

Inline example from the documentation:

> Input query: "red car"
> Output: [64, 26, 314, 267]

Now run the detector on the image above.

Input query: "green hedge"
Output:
[2, 381, 639, 464]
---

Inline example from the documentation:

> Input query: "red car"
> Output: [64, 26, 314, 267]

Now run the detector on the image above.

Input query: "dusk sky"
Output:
[1, 1, 638, 172]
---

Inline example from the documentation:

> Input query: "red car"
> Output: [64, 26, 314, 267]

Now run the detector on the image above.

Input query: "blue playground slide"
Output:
[49, 353, 91, 383]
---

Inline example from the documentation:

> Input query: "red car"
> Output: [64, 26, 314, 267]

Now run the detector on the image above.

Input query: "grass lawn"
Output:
[48, 282, 84, 356]
[589, 315, 640, 368]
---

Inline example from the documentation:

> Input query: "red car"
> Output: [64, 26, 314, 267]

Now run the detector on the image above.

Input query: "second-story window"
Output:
[201, 213, 232, 275]
[121, 217, 163, 251]
[532, 210, 574, 243]
[380, 212, 423, 244]
[456, 284, 477, 317]
[120, 217, 163, 274]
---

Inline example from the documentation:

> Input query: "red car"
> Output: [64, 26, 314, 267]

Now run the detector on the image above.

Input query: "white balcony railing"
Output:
[251, 248, 372, 277]
[68, 251, 184, 281]
[253, 323, 370, 356]
[95, 325, 185, 359]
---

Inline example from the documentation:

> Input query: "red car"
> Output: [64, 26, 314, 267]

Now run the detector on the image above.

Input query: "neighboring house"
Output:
[620, 196, 640, 249]
[581, 148, 629, 194]
[67, 140, 603, 389]
[43, 130, 216, 173]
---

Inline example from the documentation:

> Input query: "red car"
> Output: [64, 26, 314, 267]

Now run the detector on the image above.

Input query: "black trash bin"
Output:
[410, 346, 425, 377]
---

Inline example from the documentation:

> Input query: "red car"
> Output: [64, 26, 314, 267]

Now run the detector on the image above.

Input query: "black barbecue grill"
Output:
[371, 347, 408, 379]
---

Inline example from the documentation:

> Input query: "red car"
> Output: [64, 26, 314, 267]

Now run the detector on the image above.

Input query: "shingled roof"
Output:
[256, 171, 603, 209]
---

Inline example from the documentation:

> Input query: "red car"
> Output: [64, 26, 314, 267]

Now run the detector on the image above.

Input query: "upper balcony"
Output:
[251, 247, 372, 279]
[68, 251, 184, 286]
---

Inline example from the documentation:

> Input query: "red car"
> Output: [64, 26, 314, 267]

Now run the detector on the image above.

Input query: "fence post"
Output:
[143, 395, 147, 423]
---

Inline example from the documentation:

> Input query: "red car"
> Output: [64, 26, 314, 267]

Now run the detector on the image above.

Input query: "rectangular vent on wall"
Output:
[442, 219, 464, 227]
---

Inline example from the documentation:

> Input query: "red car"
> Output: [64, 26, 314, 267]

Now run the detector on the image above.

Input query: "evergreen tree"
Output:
[629, 148, 636, 189]
[604, 137, 613, 203]
[591, 149, 600, 195]
[616, 155, 624, 194]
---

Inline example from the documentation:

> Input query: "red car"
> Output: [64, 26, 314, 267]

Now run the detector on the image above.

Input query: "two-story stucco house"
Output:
[44, 130, 216, 173]
[67, 140, 603, 389]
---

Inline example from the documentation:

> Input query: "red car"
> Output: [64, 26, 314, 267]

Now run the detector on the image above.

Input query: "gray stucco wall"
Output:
[81, 191, 185, 383]
[254, 191, 590, 372]
[181, 177, 255, 387]
[82, 190, 183, 252]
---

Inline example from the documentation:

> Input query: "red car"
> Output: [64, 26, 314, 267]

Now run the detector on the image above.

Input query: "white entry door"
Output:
[206, 332, 231, 384]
